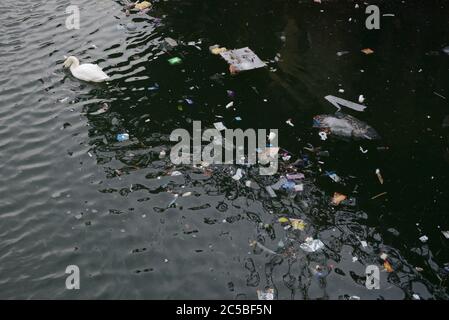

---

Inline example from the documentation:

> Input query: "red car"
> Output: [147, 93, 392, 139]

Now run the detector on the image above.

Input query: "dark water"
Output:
[1, 0, 449, 299]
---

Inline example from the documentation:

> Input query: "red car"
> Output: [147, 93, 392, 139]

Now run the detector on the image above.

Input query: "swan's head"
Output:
[63, 56, 79, 68]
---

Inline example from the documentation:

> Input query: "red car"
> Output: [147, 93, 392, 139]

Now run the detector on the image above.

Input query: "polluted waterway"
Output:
[0, 0, 449, 299]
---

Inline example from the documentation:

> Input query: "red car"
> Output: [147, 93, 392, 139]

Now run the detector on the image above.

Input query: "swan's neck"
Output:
[69, 57, 80, 70]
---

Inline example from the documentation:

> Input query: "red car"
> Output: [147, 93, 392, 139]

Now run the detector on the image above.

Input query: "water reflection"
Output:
[0, 0, 448, 299]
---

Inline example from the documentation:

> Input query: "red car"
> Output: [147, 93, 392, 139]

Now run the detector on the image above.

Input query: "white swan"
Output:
[63, 56, 110, 82]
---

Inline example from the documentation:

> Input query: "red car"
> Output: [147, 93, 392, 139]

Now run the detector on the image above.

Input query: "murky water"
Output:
[1, 0, 448, 299]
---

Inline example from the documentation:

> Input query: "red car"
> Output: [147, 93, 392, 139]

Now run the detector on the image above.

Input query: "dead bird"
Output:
[313, 112, 381, 140]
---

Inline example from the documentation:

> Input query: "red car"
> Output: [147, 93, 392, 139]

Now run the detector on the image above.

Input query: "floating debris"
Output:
[319, 131, 328, 141]
[168, 57, 182, 65]
[225, 101, 234, 109]
[290, 219, 306, 231]
[313, 113, 381, 140]
[300, 237, 325, 253]
[324, 95, 367, 112]
[286, 173, 304, 180]
[257, 288, 274, 300]
[219, 47, 266, 73]
[375, 169, 384, 184]
[383, 261, 394, 272]
[209, 45, 227, 55]
[135, 1, 152, 11]
[250, 241, 278, 255]
[232, 168, 243, 181]
[361, 48, 374, 55]
[419, 235, 429, 243]
[116, 133, 129, 142]
[331, 192, 347, 206]
[371, 191, 387, 200]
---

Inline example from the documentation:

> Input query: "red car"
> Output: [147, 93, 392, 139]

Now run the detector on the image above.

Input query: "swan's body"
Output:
[63, 56, 109, 82]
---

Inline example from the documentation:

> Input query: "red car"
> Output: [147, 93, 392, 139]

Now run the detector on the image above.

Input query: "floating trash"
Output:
[168, 57, 182, 65]
[375, 169, 384, 184]
[219, 47, 266, 73]
[313, 113, 381, 140]
[324, 95, 367, 112]
[290, 218, 306, 231]
[319, 131, 328, 141]
[331, 192, 347, 206]
[232, 168, 243, 181]
[286, 173, 304, 180]
[361, 48, 374, 55]
[135, 1, 152, 10]
[164, 37, 178, 48]
[116, 133, 129, 142]
[419, 235, 429, 243]
[209, 45, 227, 55]
[300, 237, 325, 253]
[257, 288, 274, 300]
[384, 261, 394, 272]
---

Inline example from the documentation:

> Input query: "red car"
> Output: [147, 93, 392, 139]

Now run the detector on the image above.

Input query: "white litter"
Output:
[328, 173, 341, 183]
[286, 119, 294, 127]
[358, 95, 365, 103]
[171, 171, 182, 176]
[225, 101, 234, 109]
[360, 241, 368, 248]
[300, 237, 325, 253]
[325, 95, 367, 112]
[232, 168, 243, 181]
[380, 253, 388, 260]
[268, 132, 277, 141]
[419, 235, 428, 243]
[442, 231, 449, 239]
[257, 288, 274, 300]
[219, 47, 267, 72]
[319, 131, 328, 141]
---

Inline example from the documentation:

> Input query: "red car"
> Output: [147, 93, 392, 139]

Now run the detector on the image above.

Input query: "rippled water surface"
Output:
[1, 0, 449, 299]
